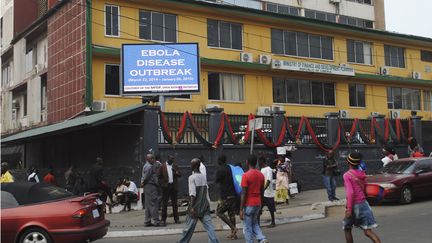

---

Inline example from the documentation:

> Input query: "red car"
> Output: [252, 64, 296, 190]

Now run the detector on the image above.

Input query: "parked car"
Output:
[1, 182, 110, 243]
[365, 158, 432, 204]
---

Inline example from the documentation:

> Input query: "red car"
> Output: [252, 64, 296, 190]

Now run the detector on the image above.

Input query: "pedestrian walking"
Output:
[275, 155, 289, 204]
[27, 167, 40, 183]
[141, 153, 163, 227]
[381, 149, 394, 168]
[343, 152, 381, 243]
[65, 165, 78, 192]
[1, 162, 14, 183]
[215, 155, 239, 240]
[240, 154, 268, 243]
[87, 157, 113, 207]
[178, 158, 219, 243]
[322, 150, 340, 201]
[160, 155, 182, 225]
[43, 167, 57, 185]
[408, 137, 423, 157]
[259, 156, 276, 228]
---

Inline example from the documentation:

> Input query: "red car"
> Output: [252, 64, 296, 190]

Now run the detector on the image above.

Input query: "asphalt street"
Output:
[99, 199, 432, 243]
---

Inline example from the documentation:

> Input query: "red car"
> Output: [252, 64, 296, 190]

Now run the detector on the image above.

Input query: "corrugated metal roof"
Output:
[1, 104, 147, 144]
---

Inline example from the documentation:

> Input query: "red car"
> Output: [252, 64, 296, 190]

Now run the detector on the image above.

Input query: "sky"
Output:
[384, 0, 432, 38]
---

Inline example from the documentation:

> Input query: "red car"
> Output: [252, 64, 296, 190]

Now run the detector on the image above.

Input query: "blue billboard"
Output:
[121, 43, 200, 95]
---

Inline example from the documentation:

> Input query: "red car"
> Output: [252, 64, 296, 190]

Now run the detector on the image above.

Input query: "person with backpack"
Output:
[215, 155, 239, 240]
[343, 152, 381, 243]
[178, 158, 219, 243]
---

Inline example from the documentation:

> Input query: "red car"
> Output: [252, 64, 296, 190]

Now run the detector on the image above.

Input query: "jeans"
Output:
[243, 206, 267, 243]
[178, 212, 219, 243]
[323, 175, 337, 200]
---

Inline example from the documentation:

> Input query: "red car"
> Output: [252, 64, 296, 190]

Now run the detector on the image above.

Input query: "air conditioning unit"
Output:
[412, 71, 421, 79]
[12, 109, 17, 120]
[240, 52, 253, 63]
[380, 67, 390, 76]
[370, 111, 380, 117]
[339, 110, 350, 118]
[92, 100, 107, 111]
[257, 106, 271, 116]
[390, 110, 401, 119]
[35, 64, 44, 73]
[271, 105, 285, 112]
[12, 99, 20, 109]
[259, 55, 272, 65]
[205, 104, 220, 110]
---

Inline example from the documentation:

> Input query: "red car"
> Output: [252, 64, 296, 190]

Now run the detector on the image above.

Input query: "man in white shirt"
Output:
[124, 178, 138, 211]
[259, 156, 276, 227]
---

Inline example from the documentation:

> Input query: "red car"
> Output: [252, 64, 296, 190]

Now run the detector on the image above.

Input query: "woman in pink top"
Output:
[343, 152, 381, 243]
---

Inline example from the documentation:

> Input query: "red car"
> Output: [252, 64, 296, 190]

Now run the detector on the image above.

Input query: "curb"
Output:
[105, 202, 342, 238]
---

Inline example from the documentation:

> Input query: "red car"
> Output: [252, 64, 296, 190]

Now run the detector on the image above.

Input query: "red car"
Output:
[1, 182, 110, 243]
[366, 157, 432, 204]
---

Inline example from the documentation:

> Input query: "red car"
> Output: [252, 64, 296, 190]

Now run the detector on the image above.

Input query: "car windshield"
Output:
[382, 161, 415, 174]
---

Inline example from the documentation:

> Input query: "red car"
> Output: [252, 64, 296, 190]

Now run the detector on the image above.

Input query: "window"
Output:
[338, 15, 373, 29]
[347, 40, 372, 64]
[105, 5, 119, 36]
[208, 73, 244, 101]
[346, 0, 373, 5]
[304, 9, 336, 22]
[23, 91, 27, 116]
[349, 84, 366, 107]
[265, 3, 300, 16]
[1, 62, 11, 87]
[139, 10, 177, 42]
[207, 19, 242, 50]
[41, 74, 47, 111]
[272, 78, 335, 106]
[387, 87, 420, 110]
[105, 64, 120, 95]
[421, 50, 432, 62]
[271, 29, 333, 60]
[384, 45, 405, 68]
[174, 94, 191, 99]
[423, 90, 432, 111]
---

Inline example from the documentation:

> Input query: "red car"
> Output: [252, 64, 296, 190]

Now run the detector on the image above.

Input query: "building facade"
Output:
[91, 0, 432, 120]
[201, 0, 385, 30]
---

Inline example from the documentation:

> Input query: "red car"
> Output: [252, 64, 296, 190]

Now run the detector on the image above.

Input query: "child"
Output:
[342, 152, 381, 243]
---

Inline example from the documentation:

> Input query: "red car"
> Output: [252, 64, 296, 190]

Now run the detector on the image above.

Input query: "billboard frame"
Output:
[121, 42, 201, 96]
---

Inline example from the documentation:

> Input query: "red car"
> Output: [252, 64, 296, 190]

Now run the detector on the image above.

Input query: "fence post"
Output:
[272, 110, 286, 144]
[411, 115, 423, 146]
[206, 107, 224, 165]
[373, 114, 385, 145]
[142, 106, 160, 156]
[324, 112, 339, 147]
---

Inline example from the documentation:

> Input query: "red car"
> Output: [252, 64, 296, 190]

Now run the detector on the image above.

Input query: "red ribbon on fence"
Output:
[160, 112, 173, 143]
[384, 118, 390, 142]
[175, 112, 189, 142]
[213, 114, 226, 148]
[303, 117, 341, 152]
[348, 118, 359, 141]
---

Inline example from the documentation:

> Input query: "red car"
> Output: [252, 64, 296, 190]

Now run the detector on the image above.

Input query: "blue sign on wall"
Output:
[121, 43, 200, 95]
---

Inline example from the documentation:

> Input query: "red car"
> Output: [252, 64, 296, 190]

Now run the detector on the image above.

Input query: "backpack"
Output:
[228, 164, 244, 196]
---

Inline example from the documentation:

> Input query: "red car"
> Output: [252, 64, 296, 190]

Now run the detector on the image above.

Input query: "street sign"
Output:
[248, 118, 263, 131]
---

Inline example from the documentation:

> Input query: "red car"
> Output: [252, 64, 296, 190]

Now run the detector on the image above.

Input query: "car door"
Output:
[413, 159, 432, 197]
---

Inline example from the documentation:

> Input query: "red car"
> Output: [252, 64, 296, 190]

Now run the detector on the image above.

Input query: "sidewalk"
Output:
[105, 187, 346, 238]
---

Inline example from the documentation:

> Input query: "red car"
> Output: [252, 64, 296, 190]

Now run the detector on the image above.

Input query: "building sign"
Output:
[271, 59, 355, 76]
[122, 43, 200, 95]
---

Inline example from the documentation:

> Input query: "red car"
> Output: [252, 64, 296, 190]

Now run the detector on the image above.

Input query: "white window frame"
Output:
[349, 84, 366, 108]
[384, 45, 405, 68]
[423, 90, 432, 111]
[347, 40, 373, 65]
[104, 5, 120, 37]
[207, 19, 243, 51]
[104, 63, 121, 96]
[138, 10, 178, 42]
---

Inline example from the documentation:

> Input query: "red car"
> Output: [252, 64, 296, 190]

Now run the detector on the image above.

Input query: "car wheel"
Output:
[400, 185, 413, 204]
[19, 227, 52, 243]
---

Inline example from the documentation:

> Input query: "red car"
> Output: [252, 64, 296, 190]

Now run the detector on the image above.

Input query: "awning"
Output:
[1, 104, 147, 144]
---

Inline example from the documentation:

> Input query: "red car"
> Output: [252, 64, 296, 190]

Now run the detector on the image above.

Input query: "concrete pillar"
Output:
[324, 112, 339, 147]
[141, 106, 160, 156]
[206, 107, 224, 167]
[272, 110, 286, 144]
[411, 116, 423, 146]
[373, 114, 385, 145]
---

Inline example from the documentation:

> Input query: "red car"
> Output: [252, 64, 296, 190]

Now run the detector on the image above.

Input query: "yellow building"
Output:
[90, 0, 432, 119]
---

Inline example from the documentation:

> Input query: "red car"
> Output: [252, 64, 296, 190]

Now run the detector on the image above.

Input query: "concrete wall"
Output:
[1, 0, 14, 49]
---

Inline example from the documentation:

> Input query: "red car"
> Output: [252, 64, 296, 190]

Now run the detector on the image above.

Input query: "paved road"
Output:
[99, 199, 432, 243]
